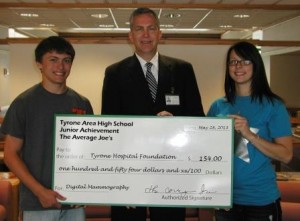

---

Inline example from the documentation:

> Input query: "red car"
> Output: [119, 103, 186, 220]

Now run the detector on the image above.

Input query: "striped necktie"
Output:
[145, 62, 157, 101]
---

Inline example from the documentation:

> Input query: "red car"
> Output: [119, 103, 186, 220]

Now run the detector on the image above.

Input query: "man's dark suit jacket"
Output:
[102, 54, 204, 117]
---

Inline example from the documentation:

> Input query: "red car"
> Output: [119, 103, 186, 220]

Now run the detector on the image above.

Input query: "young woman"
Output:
[207, 41, 293, 221]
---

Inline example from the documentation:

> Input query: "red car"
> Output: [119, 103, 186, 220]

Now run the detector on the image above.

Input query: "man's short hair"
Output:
[129, 8, 160, 29]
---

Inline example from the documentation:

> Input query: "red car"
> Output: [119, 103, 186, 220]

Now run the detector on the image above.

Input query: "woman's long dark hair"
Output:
[225, 41, 283, 104]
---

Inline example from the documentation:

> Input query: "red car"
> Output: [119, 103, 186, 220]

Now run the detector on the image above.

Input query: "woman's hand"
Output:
[228, 114, 252, 139]
[228, 114, 293, 163]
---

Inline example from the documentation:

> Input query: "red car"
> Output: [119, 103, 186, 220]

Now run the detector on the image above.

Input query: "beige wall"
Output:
[0, 50, 10, 108]
[4, 42, 300, 115]
[2, 11, 300, 115]
[7, 43, 229, 114]
[270, 54, 300, 108]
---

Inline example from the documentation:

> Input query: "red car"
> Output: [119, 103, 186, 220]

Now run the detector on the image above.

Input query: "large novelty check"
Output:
[53, 115, 233, 208]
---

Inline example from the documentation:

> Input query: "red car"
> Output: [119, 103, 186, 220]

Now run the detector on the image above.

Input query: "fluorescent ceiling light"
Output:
[234, 14, 250, 18]
[220, 25, 233, 28]
[8, 28, 28, 38]
[99, 24, 115, 28]
[91, 14, 108, 19]
[164, 13, 182, 18]
[20, 13, 39, 17]
[40, 24, 55, 27]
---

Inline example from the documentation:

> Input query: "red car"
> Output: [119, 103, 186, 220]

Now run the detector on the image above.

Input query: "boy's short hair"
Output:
[35, 36, 75, 62]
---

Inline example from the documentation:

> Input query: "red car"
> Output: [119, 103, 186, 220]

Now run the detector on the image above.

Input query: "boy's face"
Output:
[36, 51, 73, 87]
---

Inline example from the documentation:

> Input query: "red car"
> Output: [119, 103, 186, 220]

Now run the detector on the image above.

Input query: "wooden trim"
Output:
[57, 33, 222, 39]
[1, 37, 300, 47]
[0, 3, 300, 10]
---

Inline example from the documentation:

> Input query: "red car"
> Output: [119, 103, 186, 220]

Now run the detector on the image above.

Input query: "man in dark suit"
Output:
[101, 7, 205, 221]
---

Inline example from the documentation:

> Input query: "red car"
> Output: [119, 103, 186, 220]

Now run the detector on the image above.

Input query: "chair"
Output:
[0, 180, 12, 221]
[278, 181, 300, 221]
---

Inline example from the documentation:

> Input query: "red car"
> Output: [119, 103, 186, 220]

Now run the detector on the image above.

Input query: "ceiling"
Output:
[0, 0, 299, 39]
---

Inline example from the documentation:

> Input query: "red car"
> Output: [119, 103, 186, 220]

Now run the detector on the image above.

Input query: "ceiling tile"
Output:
[277, 0, 300, 4]
[221, 0, 249, 4]
[165, 0, 191, 3]
[0, 0, 299, 38]
[250, 0, 280, 4]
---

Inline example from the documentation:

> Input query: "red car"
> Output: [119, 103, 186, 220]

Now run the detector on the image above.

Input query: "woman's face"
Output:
[228, 49, 253, 87]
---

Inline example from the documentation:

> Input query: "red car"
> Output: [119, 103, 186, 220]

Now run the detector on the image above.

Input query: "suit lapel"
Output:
[127, 55, 154, 103]
[127, 55, 145, 82]
[157, 55, 172, 98]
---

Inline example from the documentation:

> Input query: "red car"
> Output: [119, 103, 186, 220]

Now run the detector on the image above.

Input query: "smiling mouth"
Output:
[141, 40, 152, 44]
[235, 72, 245, 76]
[54, 72, 65, 76]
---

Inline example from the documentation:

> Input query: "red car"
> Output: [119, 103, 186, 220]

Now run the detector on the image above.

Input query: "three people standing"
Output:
[1, 7, 293, 221]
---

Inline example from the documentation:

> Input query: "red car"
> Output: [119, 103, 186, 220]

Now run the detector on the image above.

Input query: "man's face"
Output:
[37, 51, 72, 87]
[129, 13, 162, 61]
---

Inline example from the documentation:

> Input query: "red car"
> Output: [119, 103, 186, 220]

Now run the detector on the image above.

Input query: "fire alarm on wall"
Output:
[3, 68, 9, 76]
